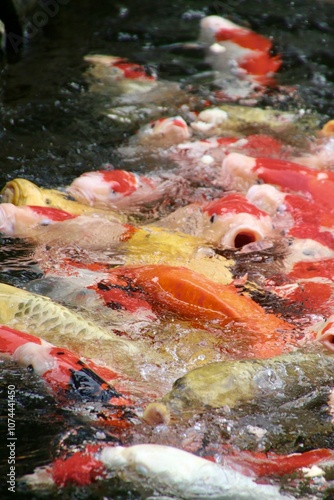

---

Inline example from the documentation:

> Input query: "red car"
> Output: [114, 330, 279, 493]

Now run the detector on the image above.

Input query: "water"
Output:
[1, 0, 334, 498]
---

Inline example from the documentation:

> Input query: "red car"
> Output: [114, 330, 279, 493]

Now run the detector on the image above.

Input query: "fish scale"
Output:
[0, 283, 152, 375]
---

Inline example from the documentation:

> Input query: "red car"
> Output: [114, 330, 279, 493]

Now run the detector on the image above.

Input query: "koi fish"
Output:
[189, 104, 321, 141]
[0, 203, 77, 237]
[119, 264, 295, 358]
[66, 168, 185, 211]
[154, 193, 275, 250]
[23, 443, 290, 499]
[135, 115, 191, 147]
[171, 133, 285, 189]
[0, 324, 134, 426]
[0, 178, 126, 222]
[201, 193, 275, 249]
[143, 349, 334, 424]
[0, 282, 161, 377]
[222, 153, 334, 212]
[84, 54, 158, 95]
[198, 15, 282, 96]
[247, 184, 334, 247]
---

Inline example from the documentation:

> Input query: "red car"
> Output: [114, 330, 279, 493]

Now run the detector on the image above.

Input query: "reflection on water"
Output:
[1, 0, 334, 498]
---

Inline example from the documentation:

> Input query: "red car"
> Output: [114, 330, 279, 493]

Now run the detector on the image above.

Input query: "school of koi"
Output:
[1, 11, 334, 499]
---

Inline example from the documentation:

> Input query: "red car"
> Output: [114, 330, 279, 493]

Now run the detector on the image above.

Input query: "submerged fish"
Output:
[23, 443, 290, 499]
[143, 349, 334, 424]
[0, 178, 126, 221]
[190, 104, 321, 141]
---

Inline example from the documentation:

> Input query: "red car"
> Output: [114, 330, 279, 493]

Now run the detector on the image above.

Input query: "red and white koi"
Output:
[201, 193, 275, 248]
[0, 324, 134, 427]
[84, 54, 158, 95]
[222, 152, 334, 213]
[67, 167, 186, 211]
[198, 15, 282, 97]
[23, 443, 292, 499]
[0, 205, 136, 249]
[135, 115, 191, 147]
[247, 184, 334, 246]
[0, 203, 77, 237]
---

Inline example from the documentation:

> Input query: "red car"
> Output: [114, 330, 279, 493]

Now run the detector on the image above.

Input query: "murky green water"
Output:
[1, 0, 334, 498]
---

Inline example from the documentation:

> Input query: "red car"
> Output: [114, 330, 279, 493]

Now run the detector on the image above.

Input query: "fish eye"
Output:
[210, 214, 216, 223]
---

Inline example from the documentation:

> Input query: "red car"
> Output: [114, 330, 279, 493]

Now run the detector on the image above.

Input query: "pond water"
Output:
[1, 0, 334, 498]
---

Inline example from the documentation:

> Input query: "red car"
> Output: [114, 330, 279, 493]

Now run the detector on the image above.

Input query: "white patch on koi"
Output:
[100, 443, 290, 499]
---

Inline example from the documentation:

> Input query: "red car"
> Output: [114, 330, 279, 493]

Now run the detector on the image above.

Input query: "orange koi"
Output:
[117, 264, 296, 358]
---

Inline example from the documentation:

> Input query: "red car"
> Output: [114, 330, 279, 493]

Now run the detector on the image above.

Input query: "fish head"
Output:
[199, 15, 240, 45]
[202, 194, 274, 249]
[1, 178, 44, 206]
[67, 169, 141, 206]
[138, 116, 190, 146]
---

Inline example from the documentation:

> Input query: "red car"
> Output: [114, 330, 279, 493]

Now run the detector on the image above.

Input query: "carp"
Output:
[198, 15, 282, 95]
[0, 324, 134, 427]
[66, 167, 186, 211]
[120, 264, 296, 359]
[23, 443, 291, 499]
[154, 193, 275, 250]
[143, 349, 334, 424]
[0, 178, 126, 222]
[0, 282, 160, 376]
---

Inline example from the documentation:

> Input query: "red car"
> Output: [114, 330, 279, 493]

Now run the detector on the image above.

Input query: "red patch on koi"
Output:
[28, 206, 77, 221]
[112, 60, 156, 81]
[52, 444, 106, 486]
[203, 193, 266, 218]
[215, 28, 272, 52]
[100, 170, 139, 196]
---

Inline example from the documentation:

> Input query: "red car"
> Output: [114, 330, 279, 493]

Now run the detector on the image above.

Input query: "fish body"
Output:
[1, 178, 126, 222]
[144, 350, 334, 423]
[84, 54, 157, 95]
[198, 15, 282, 97]
[0, 324, 133, 425]
[121, 264, 295, 358]
[247, 184, 334, 246]
[0, 203, 77, 237]
[0, 282, 152, 375]
[66, 168, 185, 211]
[24, 443, 290, 499]
[136, 115, 191, 147]
[222, 153, 334, 212]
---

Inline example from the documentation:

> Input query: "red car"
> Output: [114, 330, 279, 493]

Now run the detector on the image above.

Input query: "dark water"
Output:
[1, 0, 334, 498]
